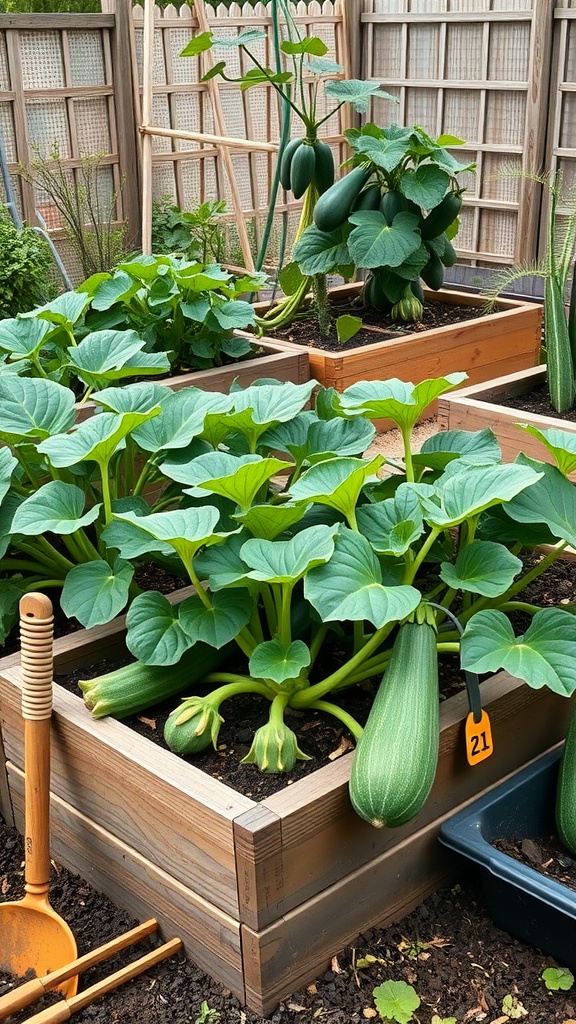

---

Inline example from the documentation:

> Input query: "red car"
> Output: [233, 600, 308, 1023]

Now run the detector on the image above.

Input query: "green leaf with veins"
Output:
[461, 609, 576, 695]
[293, 225, 351, 276]
[60, 557, 133, 627]
[324, 79, 398, 113]
[0, 448, 18, 506]
[66, 329, 166, 386]
[347, 210, 421, 269]
[211, 27, 267, 47]
[352, 134, 412, 173]
[92, 382, 167, 415]
[101, 516, 175, 560]
[111, 506, 232, 567]
[179, 31, 213, 57]
[161, 451, 260, 486]
[305, 527, 420, 627]
[250, 639, 311, 684]
[184, 456, 292, 510]
[440, 540, 522, 597]
[179, 589, 253, 648]
[131, 387, 232, 453]
[356, 484, 424, 556]
[518, 424, 576, 476]
[262, 415, 375, 467]
[0, 581, 24, 645]
[307, 58, 343, 75]
[415, 428, 501, 472]
[20, 290, 88, 326]
[281, 36, 328, 56]
[240, 524, 339, 584]
[233, 502, 308, 541]
[223, 380, 317, 446]
[373, 979, 420, 1024]
[0, 376, 76, 440]
[288, 456, 384, 522]
[0, 316, 55, 359]
[194, 533, 254, 591]
[336, 375, 468, 432]
[38, 408, 161, 469]
[126, 591, 193, 665]
[409, 462, 542, 528]
[400, 164, 450, 207]
[503, 455, 576, 548]
[12, 481, 101, 536]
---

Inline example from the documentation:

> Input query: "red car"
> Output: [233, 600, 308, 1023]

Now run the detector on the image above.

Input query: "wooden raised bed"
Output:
[437, 365, 576, 469]
[257, 286, 542, 409]
[0, 611, 571, 1014]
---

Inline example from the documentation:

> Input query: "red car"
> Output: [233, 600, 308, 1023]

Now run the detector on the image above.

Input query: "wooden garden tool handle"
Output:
[20, 593, 54, 897]
[22, 938, 183, 1023]
[0, 919, 158, 1019]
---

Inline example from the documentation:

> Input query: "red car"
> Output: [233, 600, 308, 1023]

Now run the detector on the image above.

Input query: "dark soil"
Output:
[485, 380, 576, 424]
[264, 299, 486, 353]
[1, 813, 575, 1024]
[494, 833, 576, 893]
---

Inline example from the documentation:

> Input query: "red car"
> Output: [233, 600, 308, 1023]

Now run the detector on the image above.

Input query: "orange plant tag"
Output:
[465, 709, 493, 765]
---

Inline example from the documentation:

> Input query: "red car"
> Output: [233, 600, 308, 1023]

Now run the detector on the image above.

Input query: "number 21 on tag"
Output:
[465, 709, 493, 765]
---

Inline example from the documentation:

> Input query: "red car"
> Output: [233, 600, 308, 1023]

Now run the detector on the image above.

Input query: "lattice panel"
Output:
[362, 0, 545, 265]
[545, 6, 576, 260]
[0, 15, 123, 241]
[133, 1, 348, 263]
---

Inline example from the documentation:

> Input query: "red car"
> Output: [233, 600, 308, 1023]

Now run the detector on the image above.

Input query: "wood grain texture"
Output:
[437, 366, 576, 469]
[258, 286, 541, 393]
[6, 764, 245, 1001]
[0, 666, 254, 918]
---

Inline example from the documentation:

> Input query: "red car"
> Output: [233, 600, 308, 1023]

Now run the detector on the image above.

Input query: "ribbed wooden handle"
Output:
[20, 593, 53, 893]
[20, 593, 54, 722]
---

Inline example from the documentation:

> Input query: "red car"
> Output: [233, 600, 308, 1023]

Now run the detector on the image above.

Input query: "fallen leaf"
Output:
[331, 955, 344, 974]
[1, 877, 9, 895]
[521, 838, 543, 865]
[488, 1017, 509, 1024]
[362, 1009, 378, 1019]
[307, 983, 317, 995]
[137, 715, 156, 730]
[463, 1008, 484, 1022]
[328, 735, 354, 760]
[287, 1003, 306, 1012]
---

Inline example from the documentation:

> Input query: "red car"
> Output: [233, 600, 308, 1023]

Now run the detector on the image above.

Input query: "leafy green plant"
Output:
[291, 123, 473, 328]
[541, 966, 575, 991]
[0, 290, 169, 400]
[183, 9, 395, 330]
[0, 208, 57, 319]
[486, 170, 576, 413]
[79, 253, 266, 371]
[20, 144, 127, 278]
[69, 374, 576, 798]
[194, 1000, 220, 1024]
[501, 993, 528, 1018]
[151, 197, 228, 264]
[372, 979, 420, 1023]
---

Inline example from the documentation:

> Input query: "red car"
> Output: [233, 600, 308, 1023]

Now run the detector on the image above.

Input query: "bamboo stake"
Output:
[139, 124, 277, 152]
[141, 0, 155, 253]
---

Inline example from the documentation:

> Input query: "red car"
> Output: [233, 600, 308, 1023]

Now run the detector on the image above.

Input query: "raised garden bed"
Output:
[0, 608, 571, 1015]
[254, 285, 542, 424]
[436, 365, 576, 469]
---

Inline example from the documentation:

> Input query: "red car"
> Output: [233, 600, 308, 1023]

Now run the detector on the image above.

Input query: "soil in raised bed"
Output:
[49, 554, 575, 803]
[482, 380, 576, 423]
[1, 813, 574, 1024]
[260, 299, 487, 353]
[494, 833, 576, 893]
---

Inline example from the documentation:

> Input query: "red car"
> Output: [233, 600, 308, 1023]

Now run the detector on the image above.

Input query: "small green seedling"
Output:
[373, 979, 420, 1023]
[431, 1016, 456, 1024]
[502, 993, 528, 1018]
[541, 966, 575, 991]
[194, 1000, 220, 1024]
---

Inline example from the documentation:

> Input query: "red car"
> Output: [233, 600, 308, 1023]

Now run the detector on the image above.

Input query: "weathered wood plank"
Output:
[0, 728, 14, 826]
[243, 673, 571, 928]
[437, 366, 576, 469]
[6, 763, 245, 1001]
[240, 804, 463, 1016]
[0, 667, 254, 918]
[233, 805, 284, 930]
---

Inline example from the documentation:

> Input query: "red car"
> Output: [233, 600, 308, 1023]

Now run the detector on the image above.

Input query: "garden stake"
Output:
[21, 938, 183, 1023]
[0, 918, 158, 1019]
[0, 594, 78, 996]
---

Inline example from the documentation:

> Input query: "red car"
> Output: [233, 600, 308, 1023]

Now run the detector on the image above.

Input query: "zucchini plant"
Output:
[182, 9, 395, 334]
[70, 375, 576, 824]
[292, 123, 474, 324]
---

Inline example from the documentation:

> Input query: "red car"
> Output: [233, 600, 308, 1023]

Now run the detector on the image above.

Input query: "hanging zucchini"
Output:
[349, 620, 440, 828]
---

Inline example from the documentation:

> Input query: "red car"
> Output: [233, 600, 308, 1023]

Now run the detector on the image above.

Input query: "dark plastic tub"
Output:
[439, 747, 576, 966]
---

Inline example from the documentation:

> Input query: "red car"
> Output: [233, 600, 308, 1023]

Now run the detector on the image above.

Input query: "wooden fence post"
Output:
[102, 0, 142, 250]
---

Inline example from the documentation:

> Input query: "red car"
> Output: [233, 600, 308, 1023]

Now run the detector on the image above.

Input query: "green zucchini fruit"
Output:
[312, 140, 335, 195]
[80, 641, 233, 719]
[380, 190, 408, 225]
[392, 285, 424, 322]
[372, 266, 406, 305]
[556, 701, 576, 854]
[421, 253, 445, 290]
[420, 192, 463, 241]
[314, 166, 371, 232]
[411, 278, 425, 304]
[440, 235, 458, 267]
[352, 183, 382, 212]
[279, 138, 304, 191]
[349, 621, 439, 828]
[363, 273, 392, 312]
[290, 141, 316, 199]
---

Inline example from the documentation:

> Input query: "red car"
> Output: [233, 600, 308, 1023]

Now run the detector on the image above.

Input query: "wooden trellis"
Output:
[134, 0, 349, 265]
[360, 0, 553, 266]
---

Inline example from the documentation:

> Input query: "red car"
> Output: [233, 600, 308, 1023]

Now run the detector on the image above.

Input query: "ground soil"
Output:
[262, 299, 486, 353]
[1, 814, 575, 1024]
[494, 833, 576, 893]
[492, 381, 576, 423]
